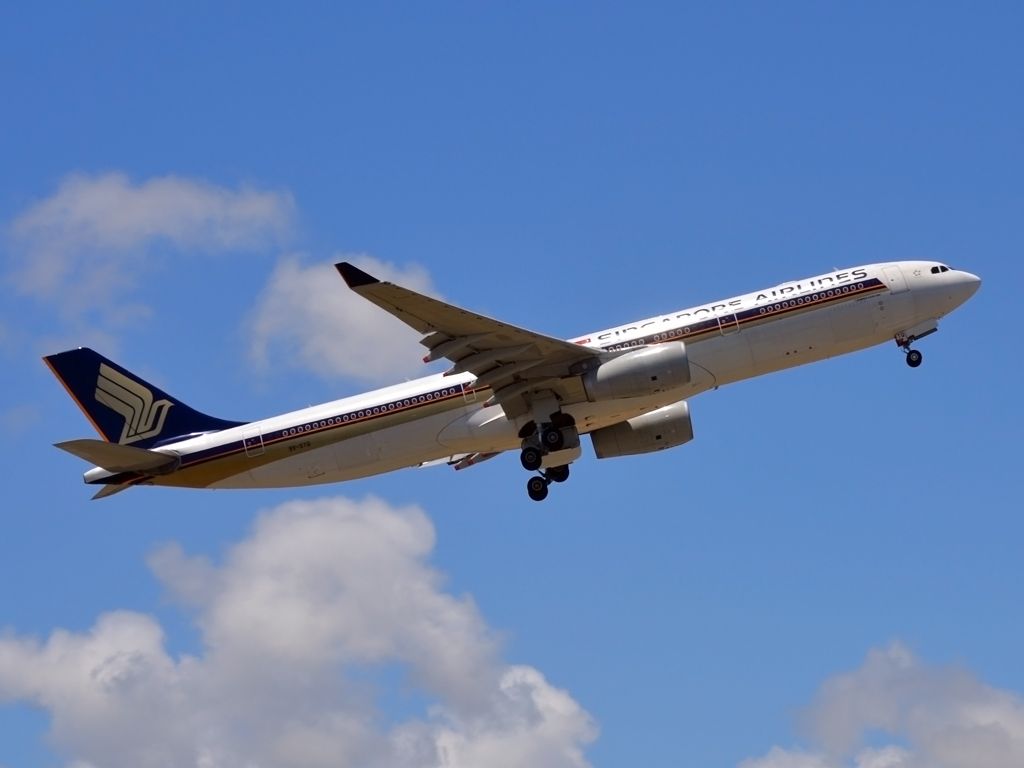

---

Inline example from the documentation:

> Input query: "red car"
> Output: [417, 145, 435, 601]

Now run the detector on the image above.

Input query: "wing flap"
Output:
[451, 451, 501, 470]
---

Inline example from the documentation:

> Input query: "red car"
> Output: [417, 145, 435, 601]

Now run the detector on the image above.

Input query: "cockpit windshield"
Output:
[929, 265, 952, 274]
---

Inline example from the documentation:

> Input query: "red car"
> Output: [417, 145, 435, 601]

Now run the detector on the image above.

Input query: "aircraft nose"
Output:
[950, 270, 981, 307]
[960, 270, 982, 297]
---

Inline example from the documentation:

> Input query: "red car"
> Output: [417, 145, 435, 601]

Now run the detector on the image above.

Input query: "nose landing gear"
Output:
[895, 336, 925, 368]
[895, 323, 938, 368]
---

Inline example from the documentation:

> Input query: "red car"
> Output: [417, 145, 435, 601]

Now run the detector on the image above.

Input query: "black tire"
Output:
[906, 349, 923, 368]
[541, 426, 564, 451]
[527, 476, 549, 501]
[550, 412, 575, 429]
[546, 465, 570, 483]
[520, 446, 543, 472]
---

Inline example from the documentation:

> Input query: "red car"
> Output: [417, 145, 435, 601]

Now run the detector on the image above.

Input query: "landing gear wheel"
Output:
[546, 465, 570, 483]
[527, 476, 549, 501]
[541, 426, 564, 451]
[520, 446, 543, 472]
[906, 349, 923, 368]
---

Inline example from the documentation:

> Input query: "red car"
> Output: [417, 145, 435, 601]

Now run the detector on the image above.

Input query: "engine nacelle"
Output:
[582, 342, 691, 402]
[589, 401, 694, 458]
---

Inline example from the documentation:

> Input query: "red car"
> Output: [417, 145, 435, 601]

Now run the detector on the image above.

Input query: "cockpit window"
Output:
[930, 265, 951, 274]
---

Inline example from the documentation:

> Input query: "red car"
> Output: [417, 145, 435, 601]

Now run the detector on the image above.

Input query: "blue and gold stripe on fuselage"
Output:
[598, 277, 887, 352]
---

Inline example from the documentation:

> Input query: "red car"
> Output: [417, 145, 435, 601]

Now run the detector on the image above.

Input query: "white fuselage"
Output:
[90, 261, 978, 490]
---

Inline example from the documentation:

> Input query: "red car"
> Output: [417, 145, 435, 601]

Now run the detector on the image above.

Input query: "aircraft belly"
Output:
[243, 423, 452, 488]
[163, 400, 467, 489]
[207, 436, 454, 489]
[209, 444, 343, 488]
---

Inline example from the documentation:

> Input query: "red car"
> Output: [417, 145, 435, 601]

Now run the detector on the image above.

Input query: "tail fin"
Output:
[44, 348, 245, 449]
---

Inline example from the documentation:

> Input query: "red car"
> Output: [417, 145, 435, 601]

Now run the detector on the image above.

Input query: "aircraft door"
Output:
[242, 427, 265, 457]
[717, 311, 739, 335]
[883, 265, 909, 294]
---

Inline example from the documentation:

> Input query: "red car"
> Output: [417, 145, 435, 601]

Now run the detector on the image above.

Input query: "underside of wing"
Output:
[336, 262, 602, 417]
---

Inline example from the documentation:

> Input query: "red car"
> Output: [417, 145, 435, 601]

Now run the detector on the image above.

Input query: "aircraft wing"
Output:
[336, 262, 601, 417]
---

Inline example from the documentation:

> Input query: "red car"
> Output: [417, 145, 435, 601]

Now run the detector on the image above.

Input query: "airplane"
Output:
[45, 259, 980, 501]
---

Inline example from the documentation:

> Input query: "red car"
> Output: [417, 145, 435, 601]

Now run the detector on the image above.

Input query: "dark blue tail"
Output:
[44, 348, 246, 448]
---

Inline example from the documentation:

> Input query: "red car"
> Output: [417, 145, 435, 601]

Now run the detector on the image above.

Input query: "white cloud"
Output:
[741, 643, 1024, 768]
[740, 747, 835, 768]
[739, 746, 913, 768]
[7, 172, 294, 329]
[0, 495, 596, 767]
[249, 255, 442, 383]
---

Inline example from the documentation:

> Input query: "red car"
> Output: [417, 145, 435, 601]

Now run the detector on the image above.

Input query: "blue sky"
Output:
[1, 3, 1022, 767]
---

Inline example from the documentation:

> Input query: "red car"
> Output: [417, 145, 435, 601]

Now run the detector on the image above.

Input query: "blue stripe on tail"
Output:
[44, 348, 246, 449]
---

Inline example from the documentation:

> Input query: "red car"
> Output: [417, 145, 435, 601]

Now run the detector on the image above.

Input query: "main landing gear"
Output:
[525, 465, 571, 502]
[519, 413, 580, 502]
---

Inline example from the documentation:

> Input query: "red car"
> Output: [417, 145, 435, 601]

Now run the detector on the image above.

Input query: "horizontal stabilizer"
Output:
[55, 439, 179, 473]
[92, 483, 133, 500]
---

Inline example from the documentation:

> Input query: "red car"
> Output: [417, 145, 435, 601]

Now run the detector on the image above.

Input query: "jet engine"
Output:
[589, 401, 694, 458]
[582, 342, 690, 402]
